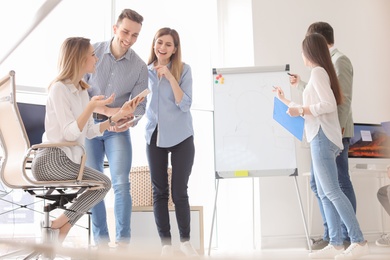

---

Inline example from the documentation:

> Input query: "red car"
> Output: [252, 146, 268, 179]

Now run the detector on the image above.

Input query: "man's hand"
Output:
[288, 73, 300, 87]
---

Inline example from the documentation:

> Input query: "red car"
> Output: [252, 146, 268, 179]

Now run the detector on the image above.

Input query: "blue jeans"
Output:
[310, 127, 364, 246]
[85, 125, 132, 245]
[311, 137, 357, 241]
[146, 128, 195, 245]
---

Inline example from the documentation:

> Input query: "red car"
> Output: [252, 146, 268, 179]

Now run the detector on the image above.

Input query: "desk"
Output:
[304, 163, 390, 238]
[349, 164, 389, 235]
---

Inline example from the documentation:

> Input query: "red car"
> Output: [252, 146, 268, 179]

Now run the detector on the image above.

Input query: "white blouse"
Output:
[42, 81, 102, 163]
[301, 67, 343, 149]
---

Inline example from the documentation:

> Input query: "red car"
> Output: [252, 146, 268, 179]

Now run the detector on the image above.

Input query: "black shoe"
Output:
[311, 238, 329, 250]
[343, 240, 351, 249]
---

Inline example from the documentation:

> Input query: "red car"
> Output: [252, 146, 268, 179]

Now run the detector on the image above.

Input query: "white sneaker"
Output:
[180, 241, 199, 257]
[161, 245, 174, 257]
[335, 241, 369, 259]
[376, 233, 390, 247]
[308, 244, 344, 259]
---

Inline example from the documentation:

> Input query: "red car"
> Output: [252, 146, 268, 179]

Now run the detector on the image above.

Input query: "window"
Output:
[0, 0, 111, 90]
[113, 0, 218, 110]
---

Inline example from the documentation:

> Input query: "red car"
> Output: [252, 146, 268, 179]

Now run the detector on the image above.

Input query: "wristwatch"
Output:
[108, 116, 116, 126]
[298, 106, 304, 116]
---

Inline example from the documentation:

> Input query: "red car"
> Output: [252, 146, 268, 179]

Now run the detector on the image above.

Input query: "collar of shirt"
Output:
[103, 38, 132, 61]
[61, 80, 80, 94]
[147, 61, 172, 71]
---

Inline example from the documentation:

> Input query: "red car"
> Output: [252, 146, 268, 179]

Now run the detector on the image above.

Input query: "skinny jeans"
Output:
[310, 137, 357, 241]
[310, 127, 364, 246]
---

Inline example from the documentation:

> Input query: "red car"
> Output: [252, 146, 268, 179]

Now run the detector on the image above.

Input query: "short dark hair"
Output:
[306, 22, 334, 45]
[117, 9, 143, 26]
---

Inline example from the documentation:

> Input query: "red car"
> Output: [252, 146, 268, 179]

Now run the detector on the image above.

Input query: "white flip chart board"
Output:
[212, 65, 298, 177]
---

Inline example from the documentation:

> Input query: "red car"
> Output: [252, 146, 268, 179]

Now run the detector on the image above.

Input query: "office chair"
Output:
[0, 71, 105, 259]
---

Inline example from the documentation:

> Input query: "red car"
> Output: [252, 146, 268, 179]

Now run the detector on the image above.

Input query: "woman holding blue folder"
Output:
[273, 33, 368, 259]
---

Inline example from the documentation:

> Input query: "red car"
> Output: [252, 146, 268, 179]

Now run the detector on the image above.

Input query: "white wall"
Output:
[252, 0, 390, 124]
[248, 0, 390, 248]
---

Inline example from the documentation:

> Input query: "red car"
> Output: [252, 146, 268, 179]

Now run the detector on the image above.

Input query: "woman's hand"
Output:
[106, 96, 145, 133]
[286, 107, 300, 117]
[272, 86, 286, 100]
[120, 96, 144, 117]
[155, 65, 174, 81]
[112, 96, 145, 123]
[90, 94, 115, 108]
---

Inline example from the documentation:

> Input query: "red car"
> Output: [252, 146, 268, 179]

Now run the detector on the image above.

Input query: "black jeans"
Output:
[146, 128, 195, 245]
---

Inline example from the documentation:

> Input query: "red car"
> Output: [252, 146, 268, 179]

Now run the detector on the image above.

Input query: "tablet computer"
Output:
[132, 88, 150, 101]
[117, 115, 143, 128]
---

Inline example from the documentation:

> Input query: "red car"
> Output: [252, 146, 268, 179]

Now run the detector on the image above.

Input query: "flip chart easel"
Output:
[208, 65, 311, 254]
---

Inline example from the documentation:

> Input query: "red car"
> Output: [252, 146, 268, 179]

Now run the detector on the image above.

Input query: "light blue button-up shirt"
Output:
[145, 63, 194, 147]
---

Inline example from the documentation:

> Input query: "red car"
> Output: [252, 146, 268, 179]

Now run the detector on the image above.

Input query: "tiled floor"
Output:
[0, 240, 390, 259]
[208, 243, 390, 259]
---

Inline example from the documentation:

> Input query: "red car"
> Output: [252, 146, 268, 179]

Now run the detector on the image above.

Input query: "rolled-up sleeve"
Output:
[176, 64, 192, 112]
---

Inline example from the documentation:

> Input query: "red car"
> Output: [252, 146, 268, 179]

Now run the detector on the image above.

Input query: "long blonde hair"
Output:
[147, 27, 183, 82]
[49, 37, 90, 90]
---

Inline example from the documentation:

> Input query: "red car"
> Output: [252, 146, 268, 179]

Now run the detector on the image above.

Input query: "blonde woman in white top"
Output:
[32, 37, 142, 243]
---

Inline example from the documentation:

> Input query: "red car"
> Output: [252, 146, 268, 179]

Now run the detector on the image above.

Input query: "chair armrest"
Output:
[25, 141, 87, 184]
[30, 141, 80, 149]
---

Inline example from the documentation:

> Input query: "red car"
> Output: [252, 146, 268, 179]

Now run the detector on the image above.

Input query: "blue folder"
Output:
[273, 97, 305, 141]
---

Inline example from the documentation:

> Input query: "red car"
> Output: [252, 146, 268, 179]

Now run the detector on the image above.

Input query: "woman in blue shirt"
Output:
[145, 27, 197, 257]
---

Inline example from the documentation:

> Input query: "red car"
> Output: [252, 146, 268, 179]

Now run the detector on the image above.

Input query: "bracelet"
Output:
[108, 116, 116, 126]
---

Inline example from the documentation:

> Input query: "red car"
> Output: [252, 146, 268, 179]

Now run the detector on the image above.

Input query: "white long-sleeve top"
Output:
[42, 81, 103, 163]
[295, 67, 343, 149]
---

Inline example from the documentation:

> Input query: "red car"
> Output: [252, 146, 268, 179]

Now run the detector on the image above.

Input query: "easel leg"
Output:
[293, 176, 312, 251]
[208, 178, 220, 256]
[88, 213, 91, 246]
[252, 178, 255, 250]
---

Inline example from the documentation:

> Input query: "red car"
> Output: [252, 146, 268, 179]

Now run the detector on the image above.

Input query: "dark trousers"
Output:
[146, 128, 195, 245]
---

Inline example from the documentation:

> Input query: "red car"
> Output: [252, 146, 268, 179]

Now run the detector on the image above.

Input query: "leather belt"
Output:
[93, 113, 108, 120]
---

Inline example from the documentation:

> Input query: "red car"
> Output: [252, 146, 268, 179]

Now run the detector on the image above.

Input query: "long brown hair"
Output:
[147, 27, 183, 82]
[302, 34, 343, 105]
[50, 37, 91, 90]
